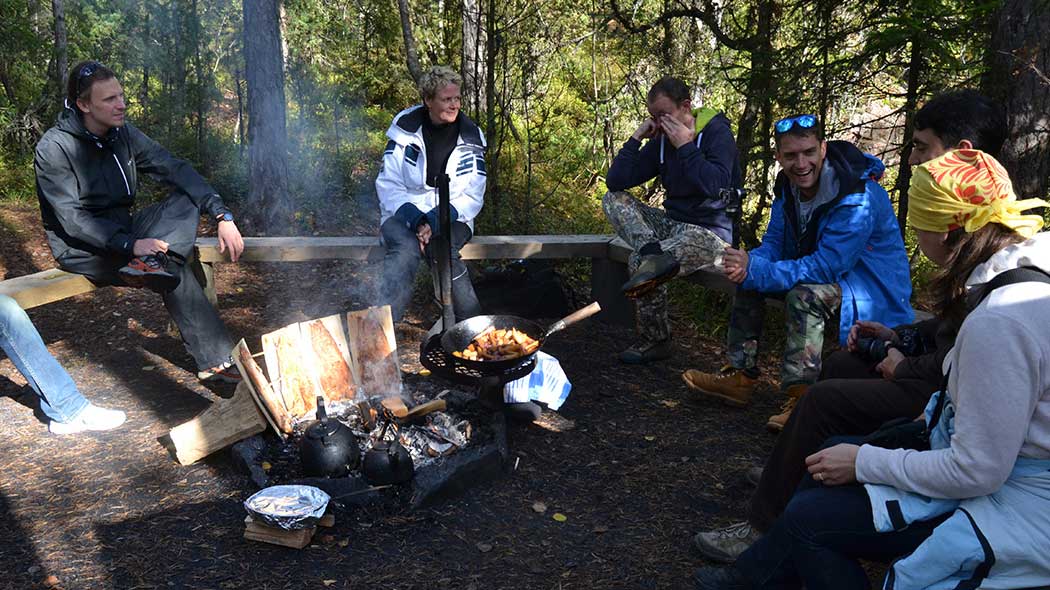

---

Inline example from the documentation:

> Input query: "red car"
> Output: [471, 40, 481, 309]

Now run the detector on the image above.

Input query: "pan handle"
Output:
[544, 301, 602, 338]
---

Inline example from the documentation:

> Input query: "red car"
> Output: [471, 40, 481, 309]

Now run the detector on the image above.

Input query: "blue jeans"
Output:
[735, 482, 946, 590]
[0, 295, 89, 423]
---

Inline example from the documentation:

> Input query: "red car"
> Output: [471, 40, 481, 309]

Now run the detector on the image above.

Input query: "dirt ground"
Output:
[0, 202, 807, 590]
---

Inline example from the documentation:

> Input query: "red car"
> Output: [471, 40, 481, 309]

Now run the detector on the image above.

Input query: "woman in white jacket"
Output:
[694, 149, 1050, 590]
[375, 66, 486, 322]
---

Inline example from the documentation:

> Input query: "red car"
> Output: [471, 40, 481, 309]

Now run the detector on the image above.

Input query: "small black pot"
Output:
[300, 397, 360, 478]
[363, 439, 415, 485]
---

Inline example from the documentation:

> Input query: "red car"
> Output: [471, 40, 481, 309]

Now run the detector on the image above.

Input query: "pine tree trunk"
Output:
[984, 0, 1050, 198]
[397, 0, 422, 84]
[735, 0, 776, 248]
[243, 0, 293, 233]
[895, 38, 923, 238]
[461, 0, 486, 116]
[51, 0, 67, 106]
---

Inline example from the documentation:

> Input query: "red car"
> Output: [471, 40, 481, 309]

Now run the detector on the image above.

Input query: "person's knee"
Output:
[0, 294, 23, 327]
[601, 190, 629, 217]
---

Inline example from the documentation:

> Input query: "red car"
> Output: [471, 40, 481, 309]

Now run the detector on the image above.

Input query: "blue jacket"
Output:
[743, 141, 913, 343]
[605, 110, 742, 243]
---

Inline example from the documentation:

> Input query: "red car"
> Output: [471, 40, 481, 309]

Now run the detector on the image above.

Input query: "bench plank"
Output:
[0, 268, 96, 309]
[194, 234, 616, 263]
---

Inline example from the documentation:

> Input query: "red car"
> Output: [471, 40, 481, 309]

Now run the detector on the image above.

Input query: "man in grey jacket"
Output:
[34, 61, 245, 382]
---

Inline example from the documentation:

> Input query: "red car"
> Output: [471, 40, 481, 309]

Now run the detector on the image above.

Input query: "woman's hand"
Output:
[876, 348, 905, 380]
[805, 444, 860, 486]
[847, 320, 896, 352]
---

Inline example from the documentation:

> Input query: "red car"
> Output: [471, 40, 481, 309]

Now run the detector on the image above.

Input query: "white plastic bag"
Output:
[503, 351, 571, 410]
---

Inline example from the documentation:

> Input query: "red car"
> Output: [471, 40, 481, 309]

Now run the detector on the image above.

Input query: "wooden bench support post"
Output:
[590, 257, 634, 327]
[192, 258, 218, 307]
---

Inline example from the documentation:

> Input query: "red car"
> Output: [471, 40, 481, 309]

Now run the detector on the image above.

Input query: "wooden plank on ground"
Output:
[243, 515, 316, 549]
[0, 268, 97, 309]
[168, 382, 267, 465]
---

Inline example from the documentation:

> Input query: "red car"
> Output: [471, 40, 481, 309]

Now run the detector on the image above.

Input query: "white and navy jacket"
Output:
[375, 105, 487, 231]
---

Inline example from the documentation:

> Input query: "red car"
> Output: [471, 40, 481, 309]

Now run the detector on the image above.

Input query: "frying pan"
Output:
[441, 302, 602, 373]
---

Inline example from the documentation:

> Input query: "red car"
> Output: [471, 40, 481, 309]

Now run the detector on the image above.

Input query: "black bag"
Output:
[860, 415, 932, 451]
[861, 266, 1050, 451]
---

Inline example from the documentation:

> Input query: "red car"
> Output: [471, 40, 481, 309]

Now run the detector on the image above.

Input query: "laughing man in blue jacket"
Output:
[682, 115, 913, 430]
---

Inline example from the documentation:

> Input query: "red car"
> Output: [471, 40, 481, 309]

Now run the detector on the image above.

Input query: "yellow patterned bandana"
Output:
[908, 149, 1048, 238]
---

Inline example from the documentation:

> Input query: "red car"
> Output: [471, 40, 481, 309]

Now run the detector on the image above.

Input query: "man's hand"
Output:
[133, 238, 169, 257]
[847, 320, 896, 352]
[217, 221, 245, 262]
[659, 115, 695, 148]
[875, 348, 905, 380]
[723, 246, 749, 284]
[416, 222, 433, 253]
[631, 118, 659, 142]
[805, 443, 860, 486]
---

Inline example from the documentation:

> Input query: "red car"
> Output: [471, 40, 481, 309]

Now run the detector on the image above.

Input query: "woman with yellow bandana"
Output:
[694, 150, 1050, 590]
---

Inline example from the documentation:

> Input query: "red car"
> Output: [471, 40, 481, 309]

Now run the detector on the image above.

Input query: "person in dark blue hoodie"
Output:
[682, 115, 913, 431]
[603, 76, 743, 364]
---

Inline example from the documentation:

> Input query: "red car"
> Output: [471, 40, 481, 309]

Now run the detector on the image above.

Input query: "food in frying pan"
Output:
[453, 327, 540, 361]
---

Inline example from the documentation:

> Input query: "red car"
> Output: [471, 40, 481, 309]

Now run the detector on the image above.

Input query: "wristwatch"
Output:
[217, 212, 235, 223]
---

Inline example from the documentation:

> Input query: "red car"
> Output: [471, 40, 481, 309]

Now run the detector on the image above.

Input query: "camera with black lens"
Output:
[856, 337, 891, 363]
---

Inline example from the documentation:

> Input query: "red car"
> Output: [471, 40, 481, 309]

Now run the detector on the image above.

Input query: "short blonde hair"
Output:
[419, 66, 462, 101]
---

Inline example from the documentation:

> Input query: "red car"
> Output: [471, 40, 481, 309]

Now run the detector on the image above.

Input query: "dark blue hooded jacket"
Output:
[605, 111, 742, 243]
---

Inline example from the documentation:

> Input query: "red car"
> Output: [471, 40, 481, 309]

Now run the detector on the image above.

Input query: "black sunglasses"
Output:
[75, 61, 104, 98]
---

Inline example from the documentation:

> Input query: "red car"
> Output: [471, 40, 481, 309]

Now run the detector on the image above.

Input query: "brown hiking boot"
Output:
[681, 366, 756, 407]
[766, 384, 808, 432]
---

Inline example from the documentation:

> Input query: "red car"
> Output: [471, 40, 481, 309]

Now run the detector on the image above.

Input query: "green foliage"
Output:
[0, 0, 1035, 327]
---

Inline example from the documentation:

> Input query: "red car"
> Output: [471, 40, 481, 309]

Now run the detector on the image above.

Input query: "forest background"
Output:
[1, 0, 1048, 329]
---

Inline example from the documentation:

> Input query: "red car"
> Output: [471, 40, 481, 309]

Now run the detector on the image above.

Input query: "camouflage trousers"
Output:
[726, 283, 841, 389]
[602, 191, 728, 342]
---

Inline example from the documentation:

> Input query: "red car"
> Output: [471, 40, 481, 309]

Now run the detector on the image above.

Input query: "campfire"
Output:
[157, 304, 509, 516]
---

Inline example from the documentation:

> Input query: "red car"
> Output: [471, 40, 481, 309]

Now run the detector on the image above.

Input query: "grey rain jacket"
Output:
[34, 105, 229, 260]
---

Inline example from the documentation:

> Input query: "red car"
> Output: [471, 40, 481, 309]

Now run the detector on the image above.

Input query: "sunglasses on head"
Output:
[774, 114, 818, 135]
[75, 62, 103, 98]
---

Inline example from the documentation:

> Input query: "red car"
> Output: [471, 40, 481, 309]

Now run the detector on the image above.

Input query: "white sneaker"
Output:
[49, 404, 127, 435]
[694, 521, 761, 563]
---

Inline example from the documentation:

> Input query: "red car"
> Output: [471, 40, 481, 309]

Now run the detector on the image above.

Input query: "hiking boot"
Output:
[681, 366, 756, 407]
[694, 521, 761, 564]
[621, 252, 680, 298]
[618, 339, 672, 364]
[693, 566, 752, 590]
[198, 359, 242, 383]
[49, 403, 127, 435]
[766, 384, 808, 432]
[744, 465, 763, 487]
[119, 253, 180, 292]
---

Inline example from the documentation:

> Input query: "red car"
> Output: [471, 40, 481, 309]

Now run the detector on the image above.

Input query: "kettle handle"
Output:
[316, 396, 327, 421]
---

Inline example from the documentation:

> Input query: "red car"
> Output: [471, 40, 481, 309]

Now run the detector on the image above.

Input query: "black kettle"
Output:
[300, 397, 360, 478]
[363, 435, 415, 485]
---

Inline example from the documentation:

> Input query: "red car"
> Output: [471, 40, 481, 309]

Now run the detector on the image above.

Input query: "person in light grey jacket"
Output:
[693, 150, 1050, 590]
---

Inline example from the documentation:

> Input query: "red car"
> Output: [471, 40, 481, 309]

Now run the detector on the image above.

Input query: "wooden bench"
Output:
[0, 234, 929, 324]
[0, 235, 637, 324]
